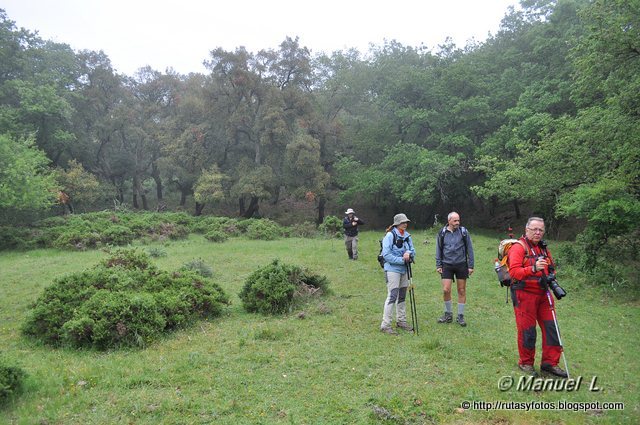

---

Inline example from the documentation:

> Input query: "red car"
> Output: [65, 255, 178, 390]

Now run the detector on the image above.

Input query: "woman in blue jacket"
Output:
[380, 213, 416, 334]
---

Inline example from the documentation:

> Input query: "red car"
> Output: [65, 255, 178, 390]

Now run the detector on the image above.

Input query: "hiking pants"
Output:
[381, 271, 409, 328]
[345, 235, 358, 259]
[511, 288, 562, 366]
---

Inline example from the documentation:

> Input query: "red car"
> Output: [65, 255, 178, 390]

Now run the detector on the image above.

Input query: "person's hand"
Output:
[352, 221, 357, 226]
[534, 257, 548, 272]
[403, 252, 411, 262]
[468, 268, 474, 276]
[436, 267, 443, 274]
[353, 216, 358, 221]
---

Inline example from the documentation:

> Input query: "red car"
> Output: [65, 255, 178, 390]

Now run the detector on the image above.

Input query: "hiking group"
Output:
[343, 209, 568, 378]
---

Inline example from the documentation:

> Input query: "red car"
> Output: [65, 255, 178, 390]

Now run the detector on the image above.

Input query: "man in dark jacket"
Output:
[343, 208, 365, 260]
[435, 212, 474, 326]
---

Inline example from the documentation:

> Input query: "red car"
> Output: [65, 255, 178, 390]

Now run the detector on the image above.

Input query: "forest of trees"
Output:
[1, 0, 638, 275]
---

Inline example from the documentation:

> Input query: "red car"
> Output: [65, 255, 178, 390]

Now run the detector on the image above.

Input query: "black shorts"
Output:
[441, 263, 469, 280]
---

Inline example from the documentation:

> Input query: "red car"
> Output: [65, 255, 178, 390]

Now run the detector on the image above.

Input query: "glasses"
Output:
[527, 227, 545, 234]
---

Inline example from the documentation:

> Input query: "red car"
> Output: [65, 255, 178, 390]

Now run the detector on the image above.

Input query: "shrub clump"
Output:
[180, 258, 213, 278]
[204, 230, 228, 243]
[0, 360, 26, 405]
[319, 215, 343, 238]
[244, 219, 284, 240]
[239, 259, 329, 315]
[22, 248, 229, 349]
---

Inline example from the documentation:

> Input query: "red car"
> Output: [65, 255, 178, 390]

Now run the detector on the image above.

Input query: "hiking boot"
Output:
[518, 364, 538, 377]
[437, 312, 453, 323]
[380, 327, 398, 335]
[541, 363, 568, 378]
[396, 321, 413, 331]
[456, 314, 467, 327]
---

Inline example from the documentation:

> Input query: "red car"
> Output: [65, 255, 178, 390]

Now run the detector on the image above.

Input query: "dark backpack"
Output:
[377, 231, 409, 268]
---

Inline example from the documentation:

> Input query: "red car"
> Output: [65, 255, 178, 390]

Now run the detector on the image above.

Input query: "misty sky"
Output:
[2, 0, 519, 75]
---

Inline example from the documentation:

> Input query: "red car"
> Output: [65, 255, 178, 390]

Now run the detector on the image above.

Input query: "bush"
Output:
[0, 360, 26, 405]
[319, 215, 343, 238]
[204, 230, 228, 243]
[22, 248, 229, 349]
[288, 221, 318, 238]
[239, 259, 329, 315]
[146, 247, 168, 258]
[180, 258, 213, 278]
[245, 219, 284, 240]
[0, 226, 37, 250]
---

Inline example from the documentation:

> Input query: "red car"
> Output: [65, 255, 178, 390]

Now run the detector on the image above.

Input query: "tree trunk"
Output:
[132, 175, 140, 209]
[316, 197, 326, 225]
[151, 162, 163, 201]
[242, 196, 260, 218]
[239, 197, 245, 216]
[513, 199, 521, 219]
[180, 188, 188, 206]
[141, 193, 148, 210]
[195, 202, 205, 216]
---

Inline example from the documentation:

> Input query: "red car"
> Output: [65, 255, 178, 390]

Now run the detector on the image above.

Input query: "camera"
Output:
[546, 266, 566, 300]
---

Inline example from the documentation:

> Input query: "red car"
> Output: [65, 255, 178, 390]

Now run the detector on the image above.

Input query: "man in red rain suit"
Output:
[508, 217, 567, 378]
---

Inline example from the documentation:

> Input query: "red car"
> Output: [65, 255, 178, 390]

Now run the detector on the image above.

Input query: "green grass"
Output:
[0, 230, 638, 424]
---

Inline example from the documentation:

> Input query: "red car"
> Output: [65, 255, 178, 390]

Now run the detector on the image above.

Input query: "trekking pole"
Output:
[545, 290, 570, 379]
[406, 261, 419, 335]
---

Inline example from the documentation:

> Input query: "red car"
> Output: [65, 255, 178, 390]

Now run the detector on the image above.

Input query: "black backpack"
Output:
[377, 231, 408, 268]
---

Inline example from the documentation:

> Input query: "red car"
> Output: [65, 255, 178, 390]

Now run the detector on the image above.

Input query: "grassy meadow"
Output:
[0, 229, 638, 424]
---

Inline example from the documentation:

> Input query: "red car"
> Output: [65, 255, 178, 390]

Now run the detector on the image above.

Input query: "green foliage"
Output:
[0, 212, 194, 251]
[22, 248, 229, 349]
[193, 165, 226, 211]
[0, 135, 57, 218]
[318, 215, 342, 237]
[179, 258, 213, 278]
[287, 221, 318, 238]
[556, 179, 640, 286]
[239, 259, 329, 315]
[0, 360, 26, 405]
[204, 229, 228, 243]
[146, 247, 168, 258]
[55, 159, 104, 210]
[245, 219, 284, 240]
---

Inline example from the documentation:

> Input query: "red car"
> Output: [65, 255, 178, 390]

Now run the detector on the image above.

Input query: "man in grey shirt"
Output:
[435, 212, 475, 326]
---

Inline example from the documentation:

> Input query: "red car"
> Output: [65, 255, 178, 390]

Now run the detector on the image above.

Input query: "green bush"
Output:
[180, 258, 213, 278]
[0, 226, 37, 250]
[319, 215, 343, 238]
[204, 230, 228, 243]
[288, 221, 318, 238]
[22, 248, 229, 349]
[245, 219, 284, 240]
[239, 259, 329, 315]
[146, 247, 168, 258]
[0, 361, 26, 405]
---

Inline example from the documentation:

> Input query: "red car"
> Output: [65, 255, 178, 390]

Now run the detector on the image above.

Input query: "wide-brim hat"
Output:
[345, 208, 355, 214]
[392, 213, 411, 226]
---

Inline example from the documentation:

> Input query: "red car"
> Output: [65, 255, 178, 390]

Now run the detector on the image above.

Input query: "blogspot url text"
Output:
[460, 400, 624, 412]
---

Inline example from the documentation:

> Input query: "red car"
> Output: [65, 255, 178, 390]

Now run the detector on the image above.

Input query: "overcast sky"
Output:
[2, 0, 519, 76]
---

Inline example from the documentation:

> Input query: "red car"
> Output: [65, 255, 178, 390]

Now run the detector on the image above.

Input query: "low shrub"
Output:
[288, 221, 318, 238]
[0, 226, 37, 250]
[239, 259, 329, 315]
[22, 248, 229, 349]
[0, 360, 26, 405]
[180, 258, 213, 278]
[245, 219, 284, 240]
[319, 215, 343, 238]
[204, 230, 228, 243]
[146, 247, 168, 258]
